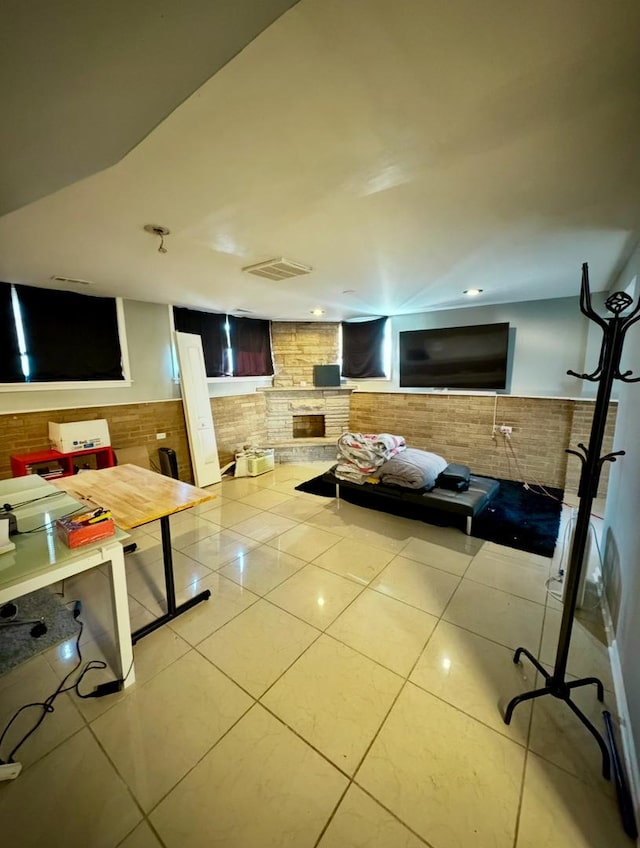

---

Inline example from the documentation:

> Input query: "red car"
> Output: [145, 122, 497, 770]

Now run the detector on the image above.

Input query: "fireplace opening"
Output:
[292, 415, 325, 438]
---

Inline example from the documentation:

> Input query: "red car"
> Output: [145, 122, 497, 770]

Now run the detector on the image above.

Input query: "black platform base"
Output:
[131, 589, 211, 644]
[505, 646, 611, 780]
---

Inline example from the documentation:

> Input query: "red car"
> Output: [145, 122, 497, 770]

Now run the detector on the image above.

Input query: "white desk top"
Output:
[0, 475, 128, 597]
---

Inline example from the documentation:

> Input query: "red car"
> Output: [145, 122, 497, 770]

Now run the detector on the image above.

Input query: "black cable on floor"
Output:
[0, 602, 133, 765]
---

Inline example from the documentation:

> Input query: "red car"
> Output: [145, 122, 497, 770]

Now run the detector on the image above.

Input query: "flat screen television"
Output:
[399, 322, 510, 390]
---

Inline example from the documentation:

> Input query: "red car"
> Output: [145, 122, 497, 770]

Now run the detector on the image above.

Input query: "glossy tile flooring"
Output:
[0, 463, 631, 847]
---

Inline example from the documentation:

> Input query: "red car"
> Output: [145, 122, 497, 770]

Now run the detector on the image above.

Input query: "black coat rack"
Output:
[504, 263, 640, 786]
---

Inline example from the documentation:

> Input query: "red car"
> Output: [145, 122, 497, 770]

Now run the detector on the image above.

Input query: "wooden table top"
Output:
[52, 464, 215, 530]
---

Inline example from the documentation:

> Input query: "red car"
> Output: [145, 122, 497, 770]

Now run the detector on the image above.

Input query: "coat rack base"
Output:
[504, 646, 610, 780]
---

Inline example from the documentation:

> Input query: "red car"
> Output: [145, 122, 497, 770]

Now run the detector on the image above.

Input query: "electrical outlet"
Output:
[156, 432, 167, 440]
[499, 425, 512, 435]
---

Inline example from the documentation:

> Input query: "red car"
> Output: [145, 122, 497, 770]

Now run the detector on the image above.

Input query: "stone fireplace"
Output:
[258, 386, 353, 462]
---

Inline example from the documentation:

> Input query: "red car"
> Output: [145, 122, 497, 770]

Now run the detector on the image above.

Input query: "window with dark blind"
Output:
[2, 283, 125, 383]
[341, 317, 388, 378]
[0, 283, 22, 382]
[173, 307, 230, 377]
[228, 316, 274, 377]
[17, 285, 124, 382]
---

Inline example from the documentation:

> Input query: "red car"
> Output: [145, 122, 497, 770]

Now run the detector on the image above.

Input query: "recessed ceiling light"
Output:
[310, 308, 325, 316]
[463, 289, 483, 296]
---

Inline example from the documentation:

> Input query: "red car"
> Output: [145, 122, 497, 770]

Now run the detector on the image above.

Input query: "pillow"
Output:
[378, 449, 448, 490]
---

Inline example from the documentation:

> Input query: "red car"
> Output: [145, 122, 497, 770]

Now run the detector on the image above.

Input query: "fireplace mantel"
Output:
[258, 387, 354, 394]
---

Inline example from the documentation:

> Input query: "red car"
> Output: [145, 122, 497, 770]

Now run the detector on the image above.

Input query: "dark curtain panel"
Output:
[0, 283, 23, 382]
[173, 307, 229, 377]
[16, 284, 124, 381]
[228, 316, 274, 377]
[341, 317, 387, 378]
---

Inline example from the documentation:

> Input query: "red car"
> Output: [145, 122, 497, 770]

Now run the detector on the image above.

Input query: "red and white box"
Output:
[56, 513, 115, 548]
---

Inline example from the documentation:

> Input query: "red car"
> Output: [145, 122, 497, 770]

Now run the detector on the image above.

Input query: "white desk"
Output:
[0, 476, 135, 688]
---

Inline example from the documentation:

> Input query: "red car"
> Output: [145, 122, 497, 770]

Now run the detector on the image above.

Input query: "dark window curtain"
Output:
[341, 317, 387, 378]
[0, 283, 23, 382]
[228, 317, 274, 377]
[173, 307, 229, 377]
[16, 284, 124, 381]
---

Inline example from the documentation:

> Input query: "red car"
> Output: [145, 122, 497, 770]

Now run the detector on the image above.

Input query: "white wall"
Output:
[351, 294, 607, 399]
[0, 299, 178, 413]
[0, 298, 269, 413]
[0, 290, 610, 414]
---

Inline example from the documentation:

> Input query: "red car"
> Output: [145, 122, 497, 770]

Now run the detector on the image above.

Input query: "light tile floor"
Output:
[0, 463, 632, 847]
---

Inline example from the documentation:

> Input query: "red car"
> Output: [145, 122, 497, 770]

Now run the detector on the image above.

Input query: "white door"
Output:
[174, 331, 222, 487]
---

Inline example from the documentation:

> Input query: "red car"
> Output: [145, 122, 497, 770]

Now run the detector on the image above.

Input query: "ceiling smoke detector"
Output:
[242, 258, 312, 281]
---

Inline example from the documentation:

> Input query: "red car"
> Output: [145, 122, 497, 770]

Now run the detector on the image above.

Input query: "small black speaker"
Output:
[313, 365, 341, 387]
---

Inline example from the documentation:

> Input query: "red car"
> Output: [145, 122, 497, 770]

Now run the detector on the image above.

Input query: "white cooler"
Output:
[234, 448, 275, 478]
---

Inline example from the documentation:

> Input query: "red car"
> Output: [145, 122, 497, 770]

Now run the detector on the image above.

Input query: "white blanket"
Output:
[335, 432, 406, 484]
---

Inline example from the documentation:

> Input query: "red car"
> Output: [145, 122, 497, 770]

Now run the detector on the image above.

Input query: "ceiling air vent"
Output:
[50, 275, 93, 286]
[242, 258, 312, 281]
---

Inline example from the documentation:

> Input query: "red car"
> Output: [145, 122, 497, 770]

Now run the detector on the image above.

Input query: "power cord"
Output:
[15, 505, 93, 535]
[0, 601, 133, 766]
[497, 433, 607, 610]
[545, 514, 603, 611]
[1, 491, 66, 512]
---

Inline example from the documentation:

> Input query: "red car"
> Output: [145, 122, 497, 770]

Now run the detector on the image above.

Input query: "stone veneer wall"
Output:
[271, 322, 340, 387]
[349, 392, 616, 494]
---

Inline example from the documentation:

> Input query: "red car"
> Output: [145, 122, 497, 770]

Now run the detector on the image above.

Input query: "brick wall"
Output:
[564, 401, 618, 496]
[271, 322, 339, 387]
[0, 392, 267, 482]
[349, 392, 616, 494]
[0, 401, 194, 482]
[0, 393, 269, 483]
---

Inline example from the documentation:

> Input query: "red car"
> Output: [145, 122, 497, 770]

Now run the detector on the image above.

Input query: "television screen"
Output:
[399, 322, 510, 390]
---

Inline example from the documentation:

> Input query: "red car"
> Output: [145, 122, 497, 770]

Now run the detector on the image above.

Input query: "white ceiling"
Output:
[1, 0, 639, 321]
